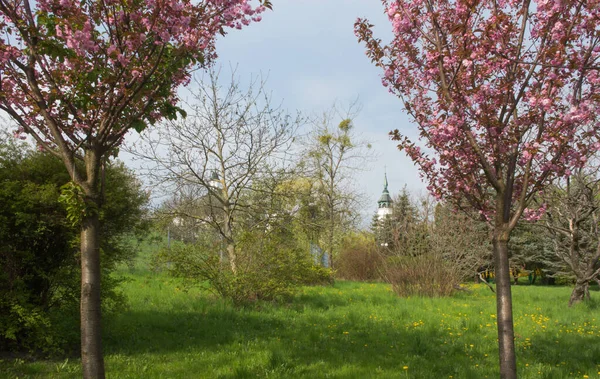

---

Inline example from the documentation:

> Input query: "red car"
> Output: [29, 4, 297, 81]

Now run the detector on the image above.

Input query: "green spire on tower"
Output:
[383, 167, 388, 192]
[378, 169, 392, 209]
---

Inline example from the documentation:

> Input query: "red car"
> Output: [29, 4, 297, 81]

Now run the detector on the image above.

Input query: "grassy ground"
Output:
[1, 243, 599, 378]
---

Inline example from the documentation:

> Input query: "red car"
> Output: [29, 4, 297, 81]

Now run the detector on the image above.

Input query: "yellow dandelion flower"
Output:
[403, 366, 408, 370]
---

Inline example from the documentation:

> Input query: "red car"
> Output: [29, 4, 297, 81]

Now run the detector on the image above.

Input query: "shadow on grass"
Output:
[102, 289, 490, 378]
[105, 310, 479, 378]
[93, 278, 600, 378]
[104, 306, 285, 355]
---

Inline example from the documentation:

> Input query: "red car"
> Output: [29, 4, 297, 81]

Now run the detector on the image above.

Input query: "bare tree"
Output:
[302, 104, 373, 268]
[381, 193, 491, 296]
[131, 67, 301, 273]
[541, 170, 600, 306]
[430, 200, 492, 287]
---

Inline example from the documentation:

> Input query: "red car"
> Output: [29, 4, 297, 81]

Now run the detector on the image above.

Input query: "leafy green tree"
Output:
[390, 188, 421, 253]
[372, 188, 423, 254]
[371, 213, 390, 248]
[508, 221, 555, 285]
[281, 177, 326, 256]
[0, 136, 148, 354]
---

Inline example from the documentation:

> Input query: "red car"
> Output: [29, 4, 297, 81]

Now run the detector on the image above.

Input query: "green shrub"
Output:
[155, 225, 333, 305]
[299, 264, 335, 286]
[0, 137, 148, 355]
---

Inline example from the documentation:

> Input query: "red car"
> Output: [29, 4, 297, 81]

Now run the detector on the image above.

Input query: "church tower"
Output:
[377, 172, 393, 220]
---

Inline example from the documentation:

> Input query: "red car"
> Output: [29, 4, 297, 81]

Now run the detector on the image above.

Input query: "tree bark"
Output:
[493, 231, 517, 379]
[327, 198, 335, 270]
[569, 279, 589, 307]
[223, 214, 237, 274]
[80, 206, 105, 379]
[226, 242, 237, 274]
[79, 150, 105, 379]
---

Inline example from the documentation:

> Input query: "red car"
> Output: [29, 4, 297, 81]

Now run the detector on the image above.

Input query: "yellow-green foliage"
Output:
[155, 225, 333, 306]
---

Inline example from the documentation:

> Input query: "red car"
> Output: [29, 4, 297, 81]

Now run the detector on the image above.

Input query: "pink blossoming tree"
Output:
[356, 0, 600, 377]
[0, 0, 267, 377]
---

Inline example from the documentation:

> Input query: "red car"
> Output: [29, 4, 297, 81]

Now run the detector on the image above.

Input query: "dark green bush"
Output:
[0, 137, 148, 355]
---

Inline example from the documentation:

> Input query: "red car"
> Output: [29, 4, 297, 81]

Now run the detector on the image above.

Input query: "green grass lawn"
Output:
[2, 247, 599, 378]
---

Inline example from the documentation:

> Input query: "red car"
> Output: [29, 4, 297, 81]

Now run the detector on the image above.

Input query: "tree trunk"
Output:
[328, 205, 335, 269]
[79, 150, 105, 379]
[569, 280, 589, 307]
[222, 217, 237, 274]
[80, 207, 105, 379]
[492, 232, 517, 379]
[226, 242, 237, 274]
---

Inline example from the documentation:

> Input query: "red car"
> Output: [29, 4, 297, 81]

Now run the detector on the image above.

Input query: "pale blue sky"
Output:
[214, 0, 426, 218]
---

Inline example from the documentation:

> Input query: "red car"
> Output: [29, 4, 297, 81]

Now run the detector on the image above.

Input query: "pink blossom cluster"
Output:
[356, 0, 600, 220]
[0, 0, 266, 151]
[523, 203, 548, 222]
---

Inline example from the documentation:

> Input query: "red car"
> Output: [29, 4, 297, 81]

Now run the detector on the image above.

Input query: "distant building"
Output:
[209, 170, 221, 190]
[377, 173, 393, 220]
